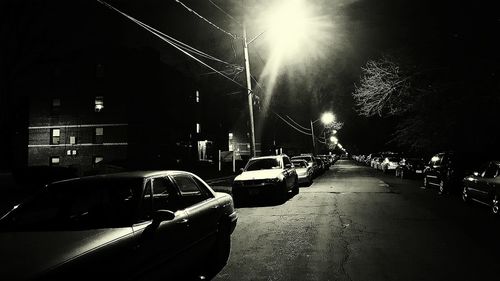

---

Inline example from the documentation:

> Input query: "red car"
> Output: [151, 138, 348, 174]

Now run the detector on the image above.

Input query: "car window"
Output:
[246, 158, 281, 171]
[137, 180, 153, 223]
[283, 157, 292, 167]
[0, 179, 143, 231]
[172, 174, 209, 207]
[152, 177, 180, 212]
[483, 163, 498, 178]
[292, 161, 307, 168]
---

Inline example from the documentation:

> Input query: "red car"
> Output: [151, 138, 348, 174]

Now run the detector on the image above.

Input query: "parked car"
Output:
[371, 157, 382, 169]
[0, 171, 238, 280]
[423, 151, 468, 194]
[291, 155, 319, 177]
[462, 161, 500, 215]
[292, 159, 313, 185]
[395, 158, 425, 179]
[381, 157, 401, 173]
[232, 155, 299, 203]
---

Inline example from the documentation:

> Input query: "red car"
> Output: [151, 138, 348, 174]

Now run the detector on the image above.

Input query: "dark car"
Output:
[0, 171, 238, 280]
[462, 161, 500, 215]
[423, 152, 468, 194]
[395, 158, 425, 179]
[232, 155, 299, 203]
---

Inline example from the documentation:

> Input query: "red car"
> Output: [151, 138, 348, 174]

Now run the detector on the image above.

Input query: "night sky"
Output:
[1, 0, 499, 160]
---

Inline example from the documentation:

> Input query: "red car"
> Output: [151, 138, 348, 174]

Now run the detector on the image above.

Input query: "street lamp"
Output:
[330, 136, 338, 144]
[243, 0, 328, 157]
[310, 112, 335, 155]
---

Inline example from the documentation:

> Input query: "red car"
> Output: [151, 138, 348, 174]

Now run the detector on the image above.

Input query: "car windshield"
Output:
[246, 158, 281, 171]
[388, 157, 400, 162]
[0, 178, 143, 231]
[292, 161, 307, 168]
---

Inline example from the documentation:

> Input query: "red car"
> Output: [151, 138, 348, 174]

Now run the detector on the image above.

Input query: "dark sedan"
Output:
[462, 161, 500, 215]
[395, 158, 425, 179]
[0, 171, 238, 280]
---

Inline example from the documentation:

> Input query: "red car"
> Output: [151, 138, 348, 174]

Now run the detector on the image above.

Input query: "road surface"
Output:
[213, 160, 500, 281]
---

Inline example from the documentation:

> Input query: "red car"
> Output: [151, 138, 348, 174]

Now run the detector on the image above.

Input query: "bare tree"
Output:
[353, 57, 415, 117]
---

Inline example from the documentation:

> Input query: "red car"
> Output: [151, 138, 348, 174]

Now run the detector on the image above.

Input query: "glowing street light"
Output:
[310, 112, 335, 154]
[330, 136, 338, 144]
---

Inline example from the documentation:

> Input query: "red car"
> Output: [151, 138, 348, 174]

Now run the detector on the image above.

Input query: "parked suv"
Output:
[232, 155, 299, 203]
[423, 152, 467, 194]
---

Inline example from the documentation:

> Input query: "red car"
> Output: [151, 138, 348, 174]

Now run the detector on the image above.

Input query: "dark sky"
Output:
[2, 0, 499, 154]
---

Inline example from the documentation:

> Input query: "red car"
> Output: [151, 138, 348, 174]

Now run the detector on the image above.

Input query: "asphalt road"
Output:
[212, 160, 500, 281]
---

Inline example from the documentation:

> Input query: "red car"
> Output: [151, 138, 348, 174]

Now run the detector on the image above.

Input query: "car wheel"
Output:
[462, 185, 470, 203]
[492, 194, 499, 216]
[438, 180, 446, 195]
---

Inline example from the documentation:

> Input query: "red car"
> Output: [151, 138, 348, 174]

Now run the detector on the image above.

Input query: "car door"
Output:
[132, 178, 191, 278]
[476, 163, 499, 202]
[171, 173, 219, 264]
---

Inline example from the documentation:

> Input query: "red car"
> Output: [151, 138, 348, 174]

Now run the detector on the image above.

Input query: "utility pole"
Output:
[243, 23, 256, 157]
[310, 120, 316, 155]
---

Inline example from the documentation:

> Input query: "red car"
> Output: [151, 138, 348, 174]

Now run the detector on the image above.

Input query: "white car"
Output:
[232, 155, 299, 203]
[292, 159, 313, 185]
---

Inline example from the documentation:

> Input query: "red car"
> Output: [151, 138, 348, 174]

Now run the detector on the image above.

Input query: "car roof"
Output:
[50, 170, 192, 185]
[250, 155, 285, 160]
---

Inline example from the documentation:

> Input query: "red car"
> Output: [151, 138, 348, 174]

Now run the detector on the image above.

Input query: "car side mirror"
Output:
[152, 210, 175, 225]
[238, 168, 244, 174]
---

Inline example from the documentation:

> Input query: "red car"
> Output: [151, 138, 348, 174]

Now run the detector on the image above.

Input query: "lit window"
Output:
[51, 129, 60, 145]
[69, 136, 76, 145]
[196, 123, 200, 134]
[228, 133, 233, 140]
[50, 157, 60, 165]
[94, 156, 104, 164]
[95, 96, 104, 112]
[196, 91, 200, 103]
[72, 150, 77, 156]
[94, 127, 103, 144]
[66, 150, 71, 155]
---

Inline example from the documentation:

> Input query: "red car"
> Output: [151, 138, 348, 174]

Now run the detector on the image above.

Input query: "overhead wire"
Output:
[174, 0, 240, 39]
[285, 115, 311, 131]
[273, 112, 312, 136]
[208, 0, 242, 26]
[97, 0, 247, 90]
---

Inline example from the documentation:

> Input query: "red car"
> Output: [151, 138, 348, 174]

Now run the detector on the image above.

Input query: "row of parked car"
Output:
[353, 151, 500, 216]
[231, 153, 338, 204]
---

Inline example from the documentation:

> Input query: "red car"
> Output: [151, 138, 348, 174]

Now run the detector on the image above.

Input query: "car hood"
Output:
[295, 168, 308, 175]
[0, 228, 133, 280]
[235, 169, 284, 181]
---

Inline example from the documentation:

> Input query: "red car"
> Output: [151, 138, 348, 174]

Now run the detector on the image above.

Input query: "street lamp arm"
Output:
[247, 29, 268, 45]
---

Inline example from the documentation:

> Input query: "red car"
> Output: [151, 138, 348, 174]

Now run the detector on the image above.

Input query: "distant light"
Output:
[228, 133, 233, 140]
[321, 112, 335, 125]
[196, 123, 200, 134]
[332, 130, 337, 134]
[330, 136, 338, 144]
[431, 156, 440, 162]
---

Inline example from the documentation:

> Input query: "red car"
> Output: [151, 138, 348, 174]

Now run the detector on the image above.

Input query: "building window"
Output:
[195, 90, 200, 103]
[93, 156, 104, 165]
[94, 127, 104, 144]
[50, 157, 60, 166]
[51, 98, 61, 113]
[69, 136, 76, 145]
[196, 123, 200, 134]
[51, 129, 60, 145]
[95, 96, 104, 112]
[67, 149, 77, 156]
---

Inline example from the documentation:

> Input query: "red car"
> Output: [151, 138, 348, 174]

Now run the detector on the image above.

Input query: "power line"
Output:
[174, 0, 240, 39]
[285, 115, 311, 131]
[208, 0, 242, 26]
[97, 0, 247, 90]
[273, 112, 312, 136]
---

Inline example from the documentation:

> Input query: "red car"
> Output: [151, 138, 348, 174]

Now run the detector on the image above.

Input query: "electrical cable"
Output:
[285, 115, 311, 131]
[97, 0, 247, 90]
[175, 0, 240, 39]
[208, 0, 242, 26]
[273, 112, 312, 136]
